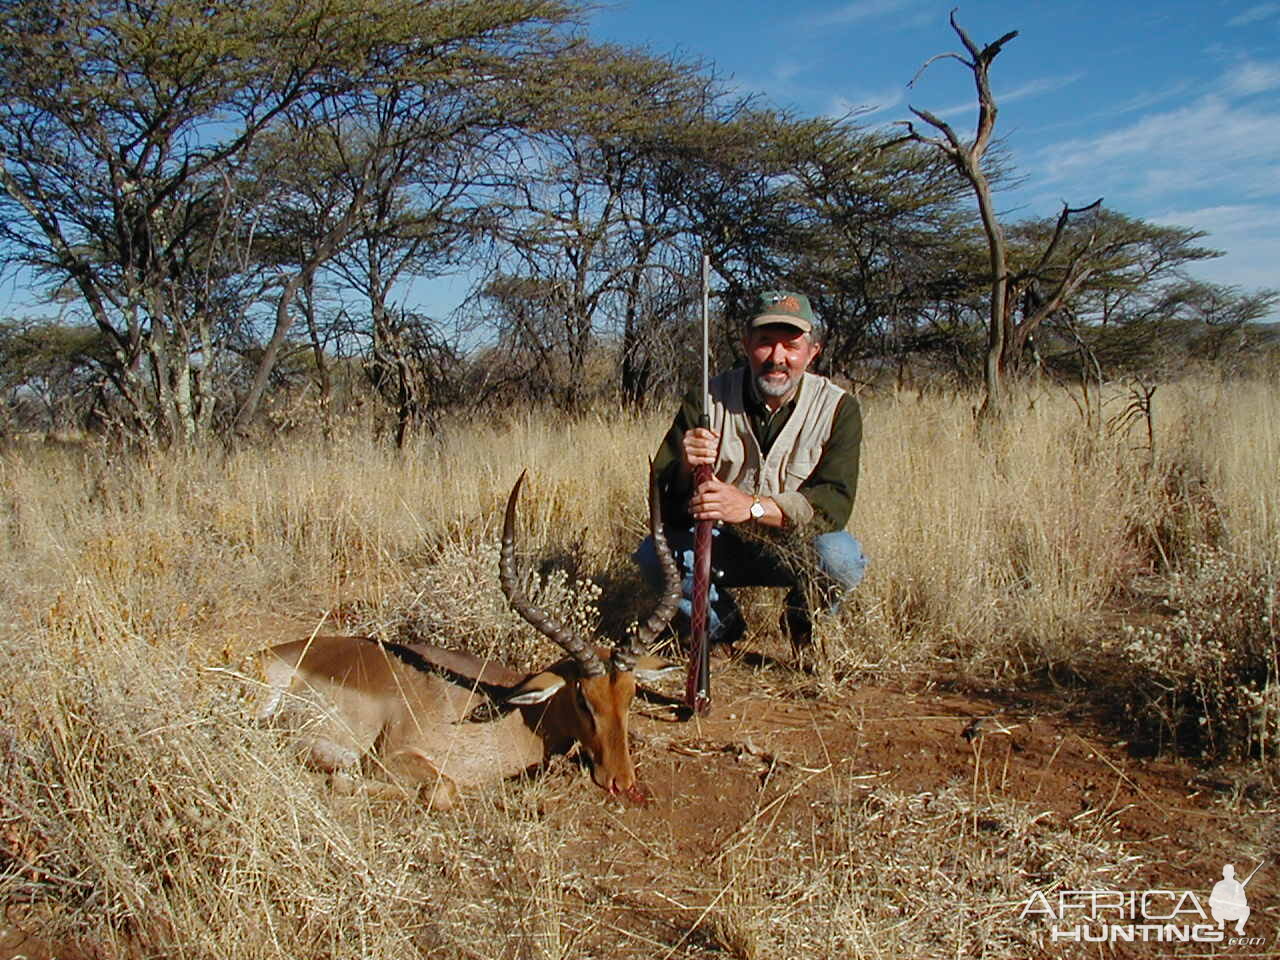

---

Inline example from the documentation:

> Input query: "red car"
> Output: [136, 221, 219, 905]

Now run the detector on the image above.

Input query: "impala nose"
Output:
[601, 772, 648, 805]
[596, 763, 635, 796]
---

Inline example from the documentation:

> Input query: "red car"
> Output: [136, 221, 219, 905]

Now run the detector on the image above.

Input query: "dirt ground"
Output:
[542, 620, 1280, 959]
[4, 624, 1277, 959]
[626, 661, 1275, 890]
[539, 654, 1272, 957]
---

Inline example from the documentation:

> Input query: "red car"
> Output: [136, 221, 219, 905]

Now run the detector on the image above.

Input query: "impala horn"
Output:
[500, 471, 607, 679]
[614, 461, 682, 672]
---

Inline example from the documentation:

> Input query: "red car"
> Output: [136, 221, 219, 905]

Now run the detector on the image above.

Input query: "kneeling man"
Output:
[635, 290, 866, 650]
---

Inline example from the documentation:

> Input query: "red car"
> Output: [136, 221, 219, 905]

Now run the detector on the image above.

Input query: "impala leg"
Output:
[303, 737, 363, 773]
[383, 748, 459, 810]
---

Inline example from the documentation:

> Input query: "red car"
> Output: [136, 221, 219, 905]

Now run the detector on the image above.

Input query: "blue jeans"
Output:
[633, 525, 867, 645]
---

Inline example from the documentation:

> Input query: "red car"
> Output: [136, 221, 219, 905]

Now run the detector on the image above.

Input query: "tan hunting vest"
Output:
[708, 369, 846, 516]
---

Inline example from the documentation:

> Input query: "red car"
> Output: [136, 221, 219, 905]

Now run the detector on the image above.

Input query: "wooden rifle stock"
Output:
[685, 453, 712, 715]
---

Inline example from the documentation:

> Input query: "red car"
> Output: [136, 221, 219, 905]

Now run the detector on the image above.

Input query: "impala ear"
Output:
[631, 656, 681, 683]
[506, 674, 566, 706]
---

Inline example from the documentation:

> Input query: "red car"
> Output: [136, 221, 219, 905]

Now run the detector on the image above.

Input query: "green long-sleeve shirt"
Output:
[652, 369, 862, 533]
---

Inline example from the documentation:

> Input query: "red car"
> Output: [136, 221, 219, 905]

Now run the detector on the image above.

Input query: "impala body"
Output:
[257, 469, 681, 807]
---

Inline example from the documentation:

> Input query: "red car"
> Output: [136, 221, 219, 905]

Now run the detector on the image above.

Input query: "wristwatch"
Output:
[749, 496, 766, 521]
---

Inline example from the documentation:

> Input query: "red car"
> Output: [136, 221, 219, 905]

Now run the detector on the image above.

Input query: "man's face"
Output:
[743, 324, 821, 403]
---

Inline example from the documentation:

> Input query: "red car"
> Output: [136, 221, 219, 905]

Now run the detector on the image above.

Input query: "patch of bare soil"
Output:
[543, 651, 1279, 958]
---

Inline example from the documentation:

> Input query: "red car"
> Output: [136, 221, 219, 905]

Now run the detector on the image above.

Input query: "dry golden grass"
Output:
[701, 783, 1140, 959]
[0, 377, 1276, 957]
[847, 378, 1278, 675]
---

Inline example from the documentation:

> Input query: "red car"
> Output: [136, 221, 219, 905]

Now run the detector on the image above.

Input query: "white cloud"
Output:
[1190, 257, 1280, 298]
[810, 0, 927, 28]
[1227, 3, 1280, 27]
[903, 71, 1082, 125]
[828, 86, 907, 119]
[1100, 80, 1198, 118]
[1151, 203, 1273, 239]
[1036, 93, 1280, 202]
[1167, 216, 1274, 291]
[1223, 59, 1280, 95]
[1011, 54, 1280, 307]
[956, 72, 1082, 116]
[998, 74, 1085, 105]
[1029, 80, 1197, 136]
[1152, 205, 1280, 293]
[770, 59, 808, 84]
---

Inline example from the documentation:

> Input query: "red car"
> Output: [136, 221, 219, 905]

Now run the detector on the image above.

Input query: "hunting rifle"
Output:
[684, 253, 713, 716]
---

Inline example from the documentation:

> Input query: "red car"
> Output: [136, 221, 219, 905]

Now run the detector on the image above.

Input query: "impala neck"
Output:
[519, 690, 580, 758]
[427, 682, 604, 789]
[500, 706, 561, 772]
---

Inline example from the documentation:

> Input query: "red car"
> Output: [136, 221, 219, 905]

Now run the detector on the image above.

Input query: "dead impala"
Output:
[256, 468, 681, 807]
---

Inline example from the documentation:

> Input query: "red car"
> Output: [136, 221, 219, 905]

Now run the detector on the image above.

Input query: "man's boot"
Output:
[780, 585, 812, 649]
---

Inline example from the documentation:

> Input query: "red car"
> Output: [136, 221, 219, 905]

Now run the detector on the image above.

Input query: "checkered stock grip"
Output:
[684, 461, 713, 715]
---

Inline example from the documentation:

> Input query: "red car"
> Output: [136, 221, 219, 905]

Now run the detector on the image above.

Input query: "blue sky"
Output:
[589, 0, 1280, 309]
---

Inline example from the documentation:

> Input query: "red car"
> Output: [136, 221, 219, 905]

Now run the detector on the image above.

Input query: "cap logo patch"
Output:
[773, 295, 801, 313]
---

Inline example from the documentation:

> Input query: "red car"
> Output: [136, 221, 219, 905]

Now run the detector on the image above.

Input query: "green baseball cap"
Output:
[748, 290, 814, 334]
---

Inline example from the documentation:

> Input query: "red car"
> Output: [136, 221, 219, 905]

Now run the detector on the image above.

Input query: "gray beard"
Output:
[755, 370, 799, 400]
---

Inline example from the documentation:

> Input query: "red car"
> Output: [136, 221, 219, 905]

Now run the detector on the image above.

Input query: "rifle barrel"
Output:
[701, 253, 710, 419]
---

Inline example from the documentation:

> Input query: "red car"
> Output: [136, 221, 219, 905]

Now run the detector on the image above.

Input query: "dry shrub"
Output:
[366, 533, 608, 667]
[0, 410, 667, 650]
[832, 378, 1277, 685]
[1098, 548, 1278, 761]
[825, 385, 1158, 677]
[1, 628, 409, 956]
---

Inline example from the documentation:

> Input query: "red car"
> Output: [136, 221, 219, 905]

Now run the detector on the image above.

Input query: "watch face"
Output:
[750, 500, 765, 519]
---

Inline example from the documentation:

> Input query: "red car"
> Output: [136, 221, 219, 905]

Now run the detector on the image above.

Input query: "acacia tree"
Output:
[667, 107, 828, 318]
[1066, 275, 1280, 379]
[237, 2, 574, 438]
[0, 0, 576, 443]
[476, 45, 732, 410]
[0, 317, 111, 434]
[1161, 281, 1280, 370]
[1007, 211, 1220, 373]
[324, 76, 535, 442]
[770, 120, 973, 377]
[2, 0, 324, 440]
[234, 108, 460, 440]
[638, 98, 980, 390]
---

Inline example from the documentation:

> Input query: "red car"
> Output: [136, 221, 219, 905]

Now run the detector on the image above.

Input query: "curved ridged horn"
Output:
[500, 471, 607, 679]
[614, 460, 682, 672]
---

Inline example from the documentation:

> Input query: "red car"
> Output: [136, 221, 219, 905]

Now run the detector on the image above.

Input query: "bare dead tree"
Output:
[895, 10, 1017, 416]
[897, 14, 1115, 418]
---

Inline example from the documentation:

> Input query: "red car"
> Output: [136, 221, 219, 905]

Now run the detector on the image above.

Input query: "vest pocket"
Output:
[783, 457, 818, 491]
